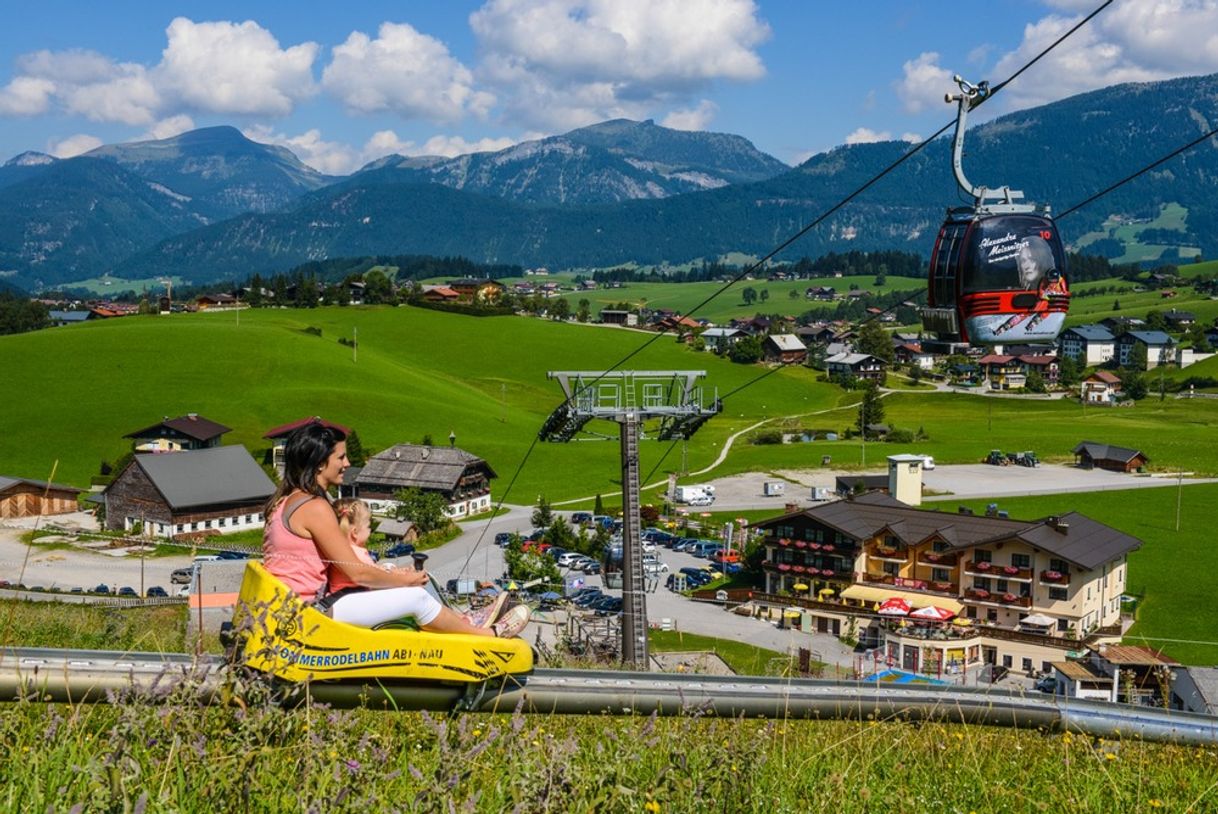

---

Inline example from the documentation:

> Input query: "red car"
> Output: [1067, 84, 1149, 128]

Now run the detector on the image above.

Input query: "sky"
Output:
[1, 0, 1217, 174]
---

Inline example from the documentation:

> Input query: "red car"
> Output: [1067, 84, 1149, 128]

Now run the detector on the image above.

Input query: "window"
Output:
[975, 550, 992, 563]
[1049, 558, 1069, 573]
[987, 609, 998, 622]
[933, 541, 949, 552]
[1057, 618, 1069, 632]
[1049, 587, 1068, 601]
[933, 568, 951, 583]
[1022, 658, 1033, 673]
[1019, 584, 1032, 598]
[883, 562, 900, 576]
[973, 577, 991, 591]
[996, 579, 1009, 593]
[1002, 655, 1013, 668]
[244, 514, 252, 523]
[966, 606, 977, 619]
[1012, 554, 1030, 568]
[218, 518, 226, 527]
[1042, 661, 1053, 673]
[176, 524, 183, 533]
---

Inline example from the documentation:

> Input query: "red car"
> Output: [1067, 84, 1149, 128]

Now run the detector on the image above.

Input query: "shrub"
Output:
[302, 326, 322, 337]
[886, 428, 915, 444]
[749, 429, 784, 445]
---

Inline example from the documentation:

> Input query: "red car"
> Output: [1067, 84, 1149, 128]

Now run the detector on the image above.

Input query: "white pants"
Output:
[330, 587, 443, 627]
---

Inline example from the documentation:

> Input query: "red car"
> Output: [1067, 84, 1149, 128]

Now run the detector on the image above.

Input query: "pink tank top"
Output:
[263, 496, 327, 600]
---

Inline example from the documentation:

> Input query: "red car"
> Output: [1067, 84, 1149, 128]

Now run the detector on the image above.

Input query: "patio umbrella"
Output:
[1019, 613, 1056, 627]
[783, 609, 802, 618]
[909, 605, 955, 621]
[539, 591, 562, 601]
[818, 588, 835, 597]
[477, 587, 500, 597]
[792, 583, 810, 592]
[877, 597, 911, 616]
[952, 617, 972, 627]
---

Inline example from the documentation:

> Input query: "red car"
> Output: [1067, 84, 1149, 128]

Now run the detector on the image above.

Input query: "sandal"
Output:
[465, 591, 509, 629]
[492, 604, 531, 638]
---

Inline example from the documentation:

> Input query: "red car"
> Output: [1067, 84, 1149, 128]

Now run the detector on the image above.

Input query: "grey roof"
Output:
[0, 476, 81, 495]
[357, 445, 496, 492]
[766, 334, 807, 351]
[120, 447, 274, 509]
[375, 518, 415, 537]
[1062, 324, 1114, 342]
[753, 491, 1140, 570]
[1072, 441, 1146, 464]
[1184, 667, 1218, 715]
[701, 327, 742, 338]
[1121, 330, 1174, 346]
[125, 414, 231, 442]
[826, 352, 883, 366]
[48, 310, 92, 322]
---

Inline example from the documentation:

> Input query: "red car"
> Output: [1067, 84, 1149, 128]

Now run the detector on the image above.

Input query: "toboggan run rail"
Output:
[2, 647, 1216, 746]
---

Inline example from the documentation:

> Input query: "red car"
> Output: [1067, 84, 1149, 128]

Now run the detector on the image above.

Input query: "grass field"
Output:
[1072, 202, 1203, 264]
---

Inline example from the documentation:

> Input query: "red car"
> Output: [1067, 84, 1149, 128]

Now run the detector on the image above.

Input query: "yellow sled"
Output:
[232, 562, 533, 685]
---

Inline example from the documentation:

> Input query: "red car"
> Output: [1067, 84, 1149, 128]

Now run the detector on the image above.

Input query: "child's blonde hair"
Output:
[334, 498, 372, 541]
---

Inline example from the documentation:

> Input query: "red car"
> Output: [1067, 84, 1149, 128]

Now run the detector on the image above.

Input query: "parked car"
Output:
[1035, 675, 1057, 693]
[69, 587, 84, 594]
[594, 597, 624, 617]
[384, 542, 416, 558]
[94, 584, 111, 594]
[146, 586, 169, 598]
[916, 454, 936, 470]
[216, 550, 249, 560]
[571, 512, 593, 526]
[574, 590, 605, 608]
[494, 532, 513, 547]
[117, 586, 137, 596]
[581, 560, 602, 575]
[643, 561, 669, 574]
[711, 549, 741, 565]
[170, 567, 195, 584]
[556, 551, 585, 567]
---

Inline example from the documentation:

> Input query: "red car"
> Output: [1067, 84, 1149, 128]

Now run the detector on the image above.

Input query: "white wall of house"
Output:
[126, 511, 265, 538]
[1178, 348, 1215, 369]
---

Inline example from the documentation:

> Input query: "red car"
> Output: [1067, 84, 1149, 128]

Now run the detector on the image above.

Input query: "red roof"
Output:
[263, 416, 352, 440]
[977, 354, 1014, 364]
[423, 287, 460, 299]
[1086, 370, 1122, 384]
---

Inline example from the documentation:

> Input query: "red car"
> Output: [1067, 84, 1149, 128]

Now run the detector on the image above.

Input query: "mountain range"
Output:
[3, 72, 1217, 290]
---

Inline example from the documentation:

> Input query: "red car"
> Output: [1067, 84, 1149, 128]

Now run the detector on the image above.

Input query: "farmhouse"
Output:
[599, 309, 637, 327]
[700, 327, 743, 352]
[125, 413, 231, 453]
[102, 446, 275, 537]
[447, 278, 505, 303]
[196, 293, 237, 310]
[264, 416, 351, 475]
[1051, 645, 1176, 705]
[420, 286, 461, 303]
[354, 444, 497, 518]
[47, 310, 98, 326]
[1080, 371, 1123, 404]
[763, 334, 807, 364]
[376, 518, 418, 543]
[752, 491, 1139, 675]
[0, 476, 82, 519]
[1073, 441, 1148, 472]
[825, 352, 886, 382]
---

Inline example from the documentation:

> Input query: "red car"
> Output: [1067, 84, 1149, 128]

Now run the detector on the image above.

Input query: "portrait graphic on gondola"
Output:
[962, 225, 1070, 343]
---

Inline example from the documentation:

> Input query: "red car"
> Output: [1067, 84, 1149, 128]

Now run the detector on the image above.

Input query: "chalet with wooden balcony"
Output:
[263, 416, 352, 475]
[750, 492, 1141, 676]
[124, 414, 231, 453]
[353, 444, 497, 518]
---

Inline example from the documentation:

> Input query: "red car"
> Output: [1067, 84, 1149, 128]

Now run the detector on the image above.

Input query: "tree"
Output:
[594, 494, 604, 515]
[1112, 299, 1121, 312]
[855, 382, 885, 436]
[532, 495, 554, 528]
[345, 429, 367, 466]
[363, 269, 394, 304]
[577, 298, 591, 323]
[760, 289, 770, 303]
[1127, 342, 1148, 371]
[1144, 309, 1168, 332]
[1121, 369, 1148, 400]
[856, 319, 894, 364]
[1025, 370, 1047, 393]
[503, 540, 561, 586]
[0, 292, 50, 336]
[728, 335, 764, 364]
[1058, 355, 1081, 387]
[788, 288, 799, 300]
[393, 488, 450, 533]
[549, 297, 571, 320]
[742, 286, 757, 305]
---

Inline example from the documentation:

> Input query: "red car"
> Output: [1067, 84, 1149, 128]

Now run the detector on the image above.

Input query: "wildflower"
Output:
[1149, 800, 1163, 808]
[644, 801, 661, 813]
[1104, 753, 1117, 761]
[346, 759, 361, 774]
[473, 729, 482, 738]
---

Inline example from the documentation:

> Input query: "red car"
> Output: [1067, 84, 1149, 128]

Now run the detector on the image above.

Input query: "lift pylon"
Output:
[541, 371, 721, 669]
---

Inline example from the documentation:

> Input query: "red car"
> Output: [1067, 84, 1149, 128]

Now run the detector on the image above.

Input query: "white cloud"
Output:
[143, 115, 196, 140]
[417, 134, 518, 157]
[470, 0, 769, 130]
[0, 20, 317, 126]
[895, 51, 953, 115]
[156, 18, 318, 115]
[48, 133, 103, 157]
[0, 76, 56, 116]
[244, 125, 356, 175]
[322, 22, 493, 123]
[661, 99, 718, 130]
[989, 1, 1218, 111]
[845, 127, 892, 144]
[900, 132, 922, 143]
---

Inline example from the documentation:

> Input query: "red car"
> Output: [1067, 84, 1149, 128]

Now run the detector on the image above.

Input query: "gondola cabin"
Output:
[923, 209, 1069, 344]
[923, 75, 1072, 345]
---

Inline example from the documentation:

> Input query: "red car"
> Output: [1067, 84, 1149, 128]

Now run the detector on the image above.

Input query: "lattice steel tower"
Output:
[541, 371, 721, 668]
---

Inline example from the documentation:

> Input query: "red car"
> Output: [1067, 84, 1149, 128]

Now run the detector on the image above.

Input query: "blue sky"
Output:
[2, 1, 1215, 173]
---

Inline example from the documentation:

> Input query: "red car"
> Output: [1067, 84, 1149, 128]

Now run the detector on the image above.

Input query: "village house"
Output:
[125, 414, 230, 453]
[598, 309, 637, 327]
[1051, 645, 1177, 705]
[263, 417, 351, 475]
[447, 278, 505, 303]
[420, 285, 461, 303]
[0, 476, 82, 519]
[1072, 441, 1148, 473]
[196, 293, 238, 310]
[752, 483, 1139, 676]
[375, 518, 418, 544]
[1058, 325, 1116, 366]
[353, 444, 497, 518]
[893, 342, 935, 370]
[976, 354, 1026, 390]
[795, 323, 837, 345]
[763, 334, 808, 364]
[347, 280, 366, 304]
[805, 286, 838, 301]
[1116, 331, 1175, 369]
[47, 310, 98, 327]
[700, 327, 743, 352]
[825, 352, 886, 382]
[1171, 667, 1218, 716]
[1080, 371, 1123, 404]
[1162, 309, 1195, 330]
[102, 446, 275, 538]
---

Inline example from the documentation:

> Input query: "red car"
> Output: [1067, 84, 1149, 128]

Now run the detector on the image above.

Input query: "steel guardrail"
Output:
[1, 647, 1215, 745]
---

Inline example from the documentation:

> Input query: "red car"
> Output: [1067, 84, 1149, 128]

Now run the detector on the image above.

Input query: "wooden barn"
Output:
[0, 476, 82, 519]
[1073, 441, 1149, 473]
[102, 446, 274, 537]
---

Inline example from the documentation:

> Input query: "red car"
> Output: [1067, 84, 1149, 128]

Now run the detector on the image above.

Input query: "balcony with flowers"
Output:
[869, 544, 909, 564]
[916, 550, 959, 568]
[963, 587, 1033, 608]
[861, 573, 959, 596]
[1039, 569, 1071, 585]
[963, 560, 1032, 581]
